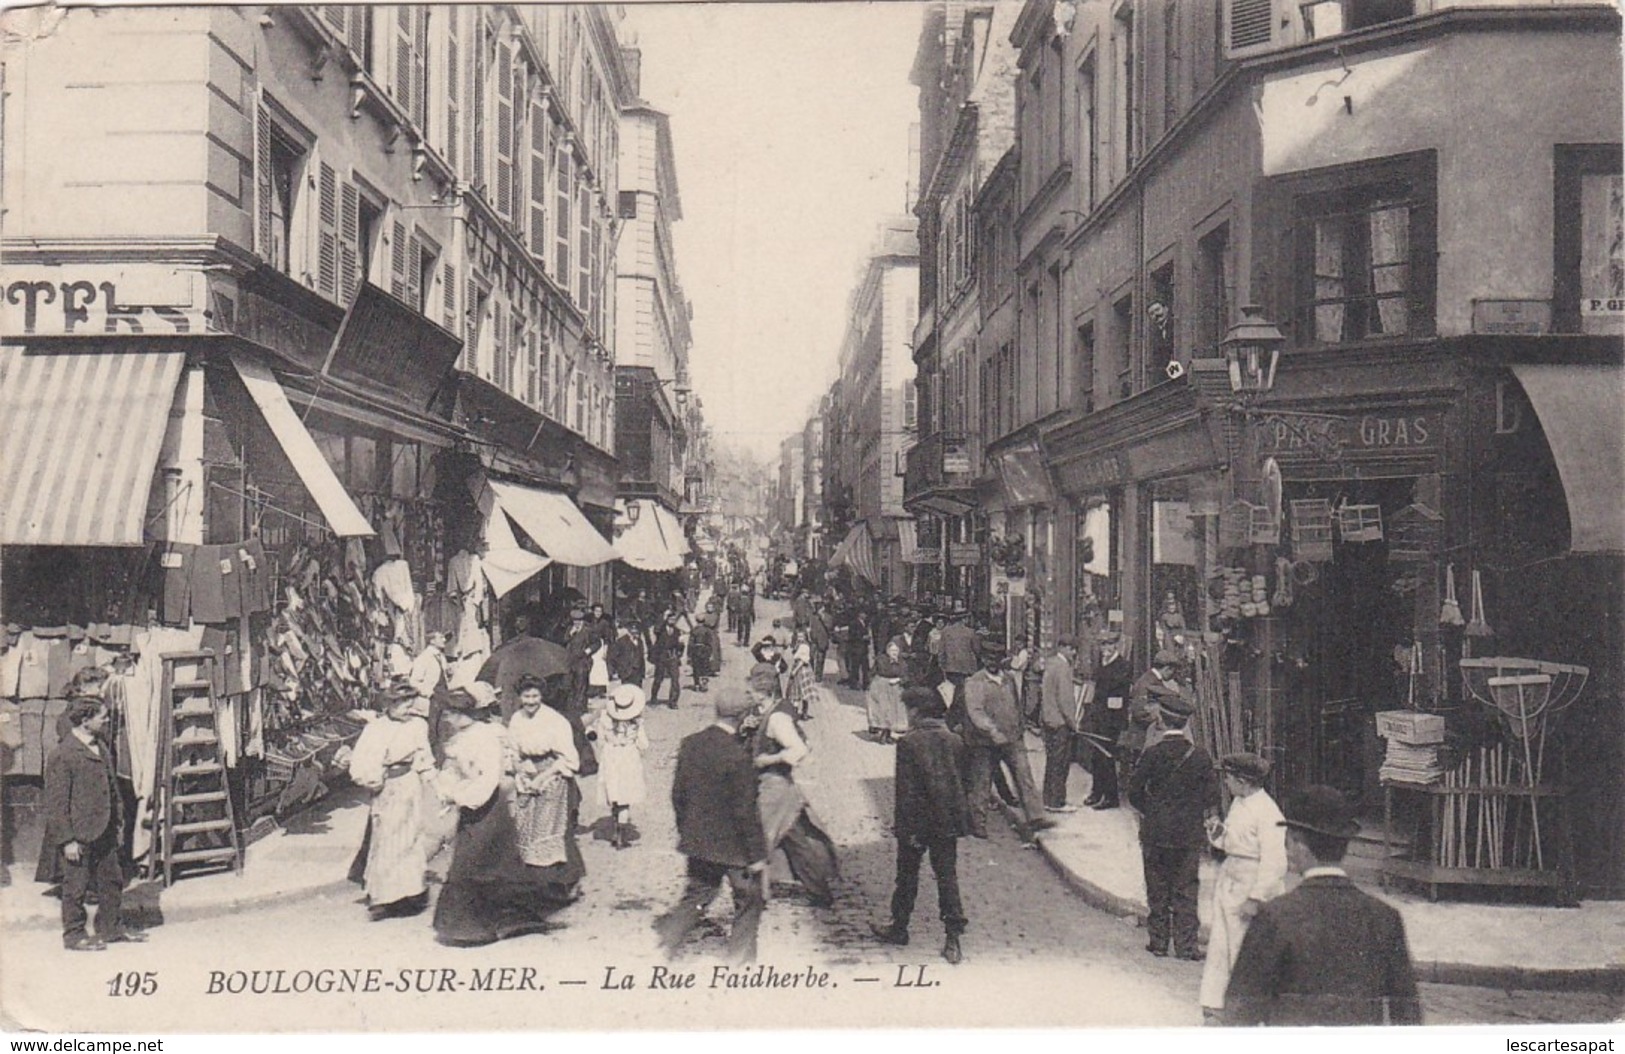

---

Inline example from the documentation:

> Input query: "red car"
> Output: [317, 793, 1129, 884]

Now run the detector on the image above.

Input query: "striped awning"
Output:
[829, 521, 876, 583]
[0, 347, 185, 546]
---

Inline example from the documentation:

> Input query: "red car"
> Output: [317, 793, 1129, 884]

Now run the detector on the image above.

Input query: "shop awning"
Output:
[230, 353, 374, 537]
[475, 483, 552, 598]
[0, 346, 185, 546]
[1509, 364, 1625, 554]
[897, 519, 919, 563]
[486, 479, 619, 566]
[615, 499, 686, 572]
[829, 521, 876, 583]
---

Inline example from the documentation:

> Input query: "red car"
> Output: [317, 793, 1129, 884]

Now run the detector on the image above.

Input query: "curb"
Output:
[1019, 810, 1625, 994]
[3, 875, 357, 934]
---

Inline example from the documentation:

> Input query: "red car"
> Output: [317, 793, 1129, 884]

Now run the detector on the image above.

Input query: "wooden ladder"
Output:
[151, 650, 243, 886]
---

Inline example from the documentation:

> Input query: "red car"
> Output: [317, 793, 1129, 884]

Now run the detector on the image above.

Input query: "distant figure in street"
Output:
[1038, 637, 1082, 813]
[688, 615, 718, 693]
[588, 683, 649, 850]
[961, 643, 1052, 842]
[347, 682, 435, 920]
[937, 605, 979, 726]
[806, 598, 833, 683]
[607, 619, 647, 690]
[43, 698, 146, 951]
[1201, 752, 1288, 1023]
[1127, 691, 1220, 960]
[1224, 785, 1422, 1027]
[1084, 633, 1132, 810]
[747, 666, 838, 908]
[655, 689, 768, 963]
[871, 686, 970, 965]
[649, 611, 684, 709]
[1121, 648, 1188, 795]
[732, 582, 757, 646]
[784, 642, 820, 722]
[866, 638, 908, 744]
[840, 607, 871, 689]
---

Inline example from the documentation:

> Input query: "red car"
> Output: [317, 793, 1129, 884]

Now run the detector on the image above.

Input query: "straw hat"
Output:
[606, 683, 646, 722]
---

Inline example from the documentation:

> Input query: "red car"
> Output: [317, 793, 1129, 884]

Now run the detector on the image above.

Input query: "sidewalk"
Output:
[1015, 731, 1625, 992]
[2, 784, 369, 933]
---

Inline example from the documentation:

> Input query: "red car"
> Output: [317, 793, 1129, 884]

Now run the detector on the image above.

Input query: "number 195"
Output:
[107, 972, 158, 997]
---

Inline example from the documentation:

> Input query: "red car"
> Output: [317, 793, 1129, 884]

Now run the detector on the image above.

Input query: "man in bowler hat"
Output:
[1224, 785, 1421, 1026]
[1127, 690, 1220, 960]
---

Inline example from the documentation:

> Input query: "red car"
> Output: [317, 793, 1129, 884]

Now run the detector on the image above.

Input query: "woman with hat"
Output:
[588, 683, 649, 850]
[347, 681, 435, 920]
[865, 638, 908, 744]
[432, 680, 583, 946]
[1199, 752, 1287, 1024]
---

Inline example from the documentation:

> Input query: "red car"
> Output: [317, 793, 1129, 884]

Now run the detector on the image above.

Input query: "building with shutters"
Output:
[0, 5, 647, 847]
[952, 0, 1622, 896]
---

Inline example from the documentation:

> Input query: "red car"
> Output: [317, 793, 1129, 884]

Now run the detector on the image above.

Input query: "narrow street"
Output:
[3, 596, 1616, 1033]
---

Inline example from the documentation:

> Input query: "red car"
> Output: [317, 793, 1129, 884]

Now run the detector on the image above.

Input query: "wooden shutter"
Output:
[394, 6, 414, 117]
[529, 98, 549, 255]
[390, 218, 407, 301]
[411, 7, 428, 129]
[321, 6, 346, 36]
[254, 101, 274, 262]
[492, 301, 506, 389]
[443, 260, 458, 331]
[471, 19, 486, 189]
[339, 179, 360, 305]
[405, 229, 423, 311]
[554, 142, 571, 280]
[463, 276, 481, 371]
[495, 46, 514, 222]
[317, 161, 338, 299]
[1224, 0, 1284, 57]
[510, 66, 526, 224]
[444, 11, 460, 169]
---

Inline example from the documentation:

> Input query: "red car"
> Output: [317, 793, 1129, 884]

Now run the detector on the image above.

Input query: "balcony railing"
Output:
[904, 432, 983, 500]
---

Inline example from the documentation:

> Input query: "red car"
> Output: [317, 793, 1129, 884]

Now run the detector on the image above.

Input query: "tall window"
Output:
[267, 131, 306, 276]
[1075, 320, 1097, 414]
[1194, 223, 1230, 356]
[1290, 154, 1435, 345]
[1078, 52, 1099, 210]
[1161, 0, 1179, 134]
[1113, 3, 1136, 181]
[358, 196, 383, 285]
[1148, 262, 1176, 382]
[1554, 144, 1625, 334]
[1112, 293, 1134, 400]
[416, 241, 438, 315]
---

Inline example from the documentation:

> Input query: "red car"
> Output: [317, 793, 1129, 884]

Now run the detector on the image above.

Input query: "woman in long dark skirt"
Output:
[432, 686, 584, 946]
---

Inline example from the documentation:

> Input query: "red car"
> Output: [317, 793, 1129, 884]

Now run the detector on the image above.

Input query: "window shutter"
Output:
[339, 179, 360, 305]
[254, 102, 273, 262]
[527, 326, 541, 406]
[390, 218, 407, 301]
[471, 19, 486, 189]
[1224, 0, 1283, 58]
[495, 47, 514, 222]
[577, 183, 591, 307]
[444, 14, 460, 169]
[554, 142, 572, 280]
[529, 98, 549, 255]
[492, 301, 507, 389]
[394, 7, 414, 116]
[318, 161, 339, 299]
[511, 67, 526, 224]
[463, 277, 480, 371]
[443, 260, 458, 331]
[405, 229, 423, 311]
[411, 7, 428, 130]
[321, 6, 346, 36]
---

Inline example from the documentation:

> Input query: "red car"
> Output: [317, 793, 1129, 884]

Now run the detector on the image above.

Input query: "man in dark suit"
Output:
[655, 690, 768, 963]
[606, 619, 646, 689]
[648, 610, 685, 708]
[1127, 691, 1220, 960]
[1083, 632, 1132, 809]
[872, 688, 972, 964]
[43, 698, 146, 951]
[1225, 786, 1422, 1026]
[806, 599, 833, 683]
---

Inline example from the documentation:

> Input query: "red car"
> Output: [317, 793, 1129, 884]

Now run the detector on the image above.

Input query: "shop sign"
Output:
[1060, 452, 1127, 492]
[991, 569, 1027, 598]
[1257, 410, 1441, 460]
[942, 444, 972, 475]
[1472, 299, 1551, 335]
[1, 266, 206, 335]
[948, 542, 982, 566]
[230, 287, 336, 370]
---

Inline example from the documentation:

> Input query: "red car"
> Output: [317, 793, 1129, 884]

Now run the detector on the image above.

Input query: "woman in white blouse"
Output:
[347, 682, 435, 920]
[431, 681, 583, 947]
[1200, 752, 1288, 1024]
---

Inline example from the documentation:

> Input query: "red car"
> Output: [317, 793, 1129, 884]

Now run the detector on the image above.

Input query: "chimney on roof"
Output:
[622, 47, 643, 98]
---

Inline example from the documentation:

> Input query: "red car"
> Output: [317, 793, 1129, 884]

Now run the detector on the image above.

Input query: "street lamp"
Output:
[1220, 305, 1286, 396]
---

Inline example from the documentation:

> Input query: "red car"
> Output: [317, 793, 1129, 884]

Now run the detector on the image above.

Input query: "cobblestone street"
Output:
[4, 598, 1618, 1032]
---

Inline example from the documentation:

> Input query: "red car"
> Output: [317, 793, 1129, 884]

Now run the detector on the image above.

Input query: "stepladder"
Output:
[150, 650, 243, 886]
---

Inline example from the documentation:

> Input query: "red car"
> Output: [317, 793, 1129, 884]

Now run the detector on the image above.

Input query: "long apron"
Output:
[1199, 854, 1263, 1009]
[363, 767, 429, 905]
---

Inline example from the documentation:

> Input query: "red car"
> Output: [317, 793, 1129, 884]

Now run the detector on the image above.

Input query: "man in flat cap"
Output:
[1201, 752, 1287, 1023]
[962, 642, 1051, 842]
[656, 685, 768, 963]
[1224, 785, 1421, 1026]
[1127, 689, 1220, 960]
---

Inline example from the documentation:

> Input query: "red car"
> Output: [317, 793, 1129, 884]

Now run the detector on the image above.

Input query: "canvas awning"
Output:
[829, 521, 876, 583]
[615, 499, 687, 572]
[0, 346, 185, 546]
[486, 478, 618, 566]
[475, 483, 552, 598]
[1509, 364, 1625, 554]
[231, 353, 374, 537]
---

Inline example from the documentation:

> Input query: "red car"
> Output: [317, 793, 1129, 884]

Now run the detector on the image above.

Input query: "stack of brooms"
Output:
[1190, 634, 1248, 762]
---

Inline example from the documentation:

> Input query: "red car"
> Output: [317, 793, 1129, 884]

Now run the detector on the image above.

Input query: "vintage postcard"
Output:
[1, 0, 1622, 1037]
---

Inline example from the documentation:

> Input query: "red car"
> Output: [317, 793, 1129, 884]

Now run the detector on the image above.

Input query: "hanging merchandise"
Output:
[1248, 503, 1280, 546]
[1272, 556, 1295, 610]
[1337, 502, 1384, 543]
[1440, 563, 1466, 626]
[1289, 498, 1335, 562]
[1465, 568, 1494, 639]
[1388, 502, 1444, 561]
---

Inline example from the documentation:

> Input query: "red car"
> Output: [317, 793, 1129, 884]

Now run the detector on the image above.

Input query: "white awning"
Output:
[230, 353, 374, 537]
[486, 478, 618, 566]
[475, 483, 551, 597]
[1509, 364, 1625, 554]
[615, 499, 685, 572]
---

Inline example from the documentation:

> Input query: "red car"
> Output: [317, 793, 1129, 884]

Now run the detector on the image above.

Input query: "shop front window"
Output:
[1150, 486, 1200, 654]
[1075, 497, 1116, 635]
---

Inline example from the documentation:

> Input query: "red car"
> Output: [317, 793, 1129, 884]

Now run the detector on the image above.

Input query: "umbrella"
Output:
[477, 636, 571, 717]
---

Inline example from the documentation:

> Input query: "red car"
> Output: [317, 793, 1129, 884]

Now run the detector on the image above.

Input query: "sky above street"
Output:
[622, 1, 926, 461]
